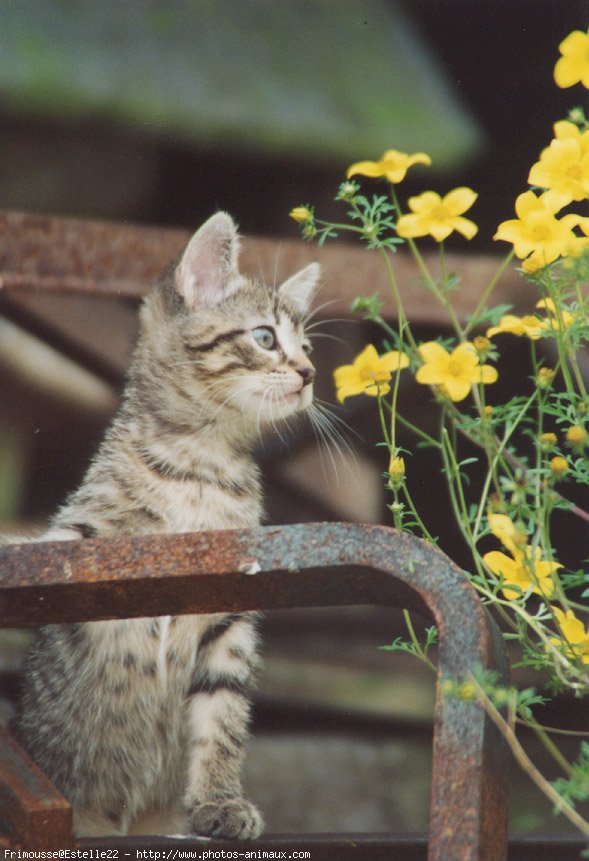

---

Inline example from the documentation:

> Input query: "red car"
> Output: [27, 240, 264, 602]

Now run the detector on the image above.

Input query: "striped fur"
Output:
[16, 213, 320, 839]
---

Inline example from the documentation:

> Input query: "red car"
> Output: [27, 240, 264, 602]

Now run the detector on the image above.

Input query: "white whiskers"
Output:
[306, 399, 359, 484]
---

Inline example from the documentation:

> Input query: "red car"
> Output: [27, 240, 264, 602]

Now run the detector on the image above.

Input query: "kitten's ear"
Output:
[278, 262, 321, 315]
[175, 212, 241, 309]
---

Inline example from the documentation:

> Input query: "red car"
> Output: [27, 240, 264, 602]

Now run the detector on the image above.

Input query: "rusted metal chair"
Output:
[0, 211, 536, 859]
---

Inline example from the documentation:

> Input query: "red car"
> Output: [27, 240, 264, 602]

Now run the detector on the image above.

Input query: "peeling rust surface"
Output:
[0, 522, 508, 859]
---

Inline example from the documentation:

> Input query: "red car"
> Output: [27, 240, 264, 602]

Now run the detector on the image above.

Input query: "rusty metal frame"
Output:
[0, 522, 509, 860]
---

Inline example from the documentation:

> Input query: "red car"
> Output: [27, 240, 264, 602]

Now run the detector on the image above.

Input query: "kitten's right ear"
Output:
[175, 212, 241, 309]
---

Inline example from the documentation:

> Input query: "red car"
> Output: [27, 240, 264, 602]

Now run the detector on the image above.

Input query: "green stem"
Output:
[403, 609, 437, 673]
[378, 248, 419, 354]
[380, 400, 442, 449]
[526, 718, 575, 778]
[472, 680, 589, 839]
[376, 394, 392, 450]
[471, 389, 539, 547]
[463, 249, 515, 337]
[406, 237, 464, 339]
[402, 482, 436, 543]
[315, 219, 365, 235]
[390, 187, 464, 338]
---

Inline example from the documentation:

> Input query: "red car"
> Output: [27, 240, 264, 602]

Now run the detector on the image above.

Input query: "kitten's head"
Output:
[138, 212, 320, 434]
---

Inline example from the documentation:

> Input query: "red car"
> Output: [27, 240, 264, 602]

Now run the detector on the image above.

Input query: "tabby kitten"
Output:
[16, 212, 320, 839]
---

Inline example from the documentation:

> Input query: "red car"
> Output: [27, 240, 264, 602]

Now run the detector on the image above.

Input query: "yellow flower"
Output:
[415, 341, 497, 402]
[289, 206, 313, 224]
[487, 512, 527, 556]
[565, 425, 587, 449]
[494, 190, 583, 268]
[554, 28, 589, 88]
[550, 456, 569, 478]
[528, 130, 589, 210]
[483, 545, 560, 601]
[486, 313, 546, 341]
[334, 344, 409, 403]
[550, 608, 589, 664]
[347, 149, 432, 184]
[396, 188, 478, 242]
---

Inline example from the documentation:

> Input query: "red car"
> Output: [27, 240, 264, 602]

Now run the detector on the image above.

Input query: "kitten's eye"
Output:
[252, 326, 276, 350]
[302, 341, 313, 356]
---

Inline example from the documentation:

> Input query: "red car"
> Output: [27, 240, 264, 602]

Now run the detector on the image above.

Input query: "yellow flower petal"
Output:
[443, 187, 478, 215]
[378, 351, 410, 373]
[396, 214, 424, 238]
[486, 314, 546, 340]
[406, 191, 442, 213]
[487, 513, 524, 556]
[452, 216, 478, 240]
[479, 364, 499, 384]
[483, 550, 519, 579]
[441, 377, 474, 402]
[347, 160, 388, 179]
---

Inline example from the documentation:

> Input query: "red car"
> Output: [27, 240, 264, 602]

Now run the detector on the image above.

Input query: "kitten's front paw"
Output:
[188, 798, 263, 839]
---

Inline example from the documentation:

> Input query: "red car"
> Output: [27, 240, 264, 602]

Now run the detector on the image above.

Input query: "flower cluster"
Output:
[290, 25, 589, 837]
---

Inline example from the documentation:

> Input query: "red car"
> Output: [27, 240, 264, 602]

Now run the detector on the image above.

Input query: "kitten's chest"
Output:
[155, 472, 262, 532]
[128, 438, 264, 532]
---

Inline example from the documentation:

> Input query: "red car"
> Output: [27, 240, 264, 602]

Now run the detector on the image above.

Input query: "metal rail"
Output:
[0, 522, 509, 860]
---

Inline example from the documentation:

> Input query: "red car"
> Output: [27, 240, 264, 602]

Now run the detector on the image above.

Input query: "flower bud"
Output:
[388, 455, 405, 489]
[537, 367, 556, 388]
[550, 456, 569, 478]
[539, 432, 557, 451]
[337, 180, 361, 202]
[289, 206, 313, 224]
[565, 425, 587, 449]
[473, 335, 491, 355]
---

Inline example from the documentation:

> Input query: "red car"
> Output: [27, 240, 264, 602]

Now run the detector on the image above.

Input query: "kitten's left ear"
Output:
[278, 262, 321, 315]
[176, 212, 242, 309]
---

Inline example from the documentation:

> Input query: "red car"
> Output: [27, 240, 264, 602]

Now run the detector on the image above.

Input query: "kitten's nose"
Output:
[297, 365, 315, 387]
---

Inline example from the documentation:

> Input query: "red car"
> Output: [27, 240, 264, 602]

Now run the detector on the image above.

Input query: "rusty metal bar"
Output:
[0, 725, 74, 850]
[0, 210, 525, 323]
[0, 522, 508, 860]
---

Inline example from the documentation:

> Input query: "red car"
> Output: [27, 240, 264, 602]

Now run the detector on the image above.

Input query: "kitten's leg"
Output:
[184, 613, 263, 839]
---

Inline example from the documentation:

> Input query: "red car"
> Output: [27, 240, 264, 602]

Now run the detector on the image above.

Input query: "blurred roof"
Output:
[0, 0, 483, 166]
